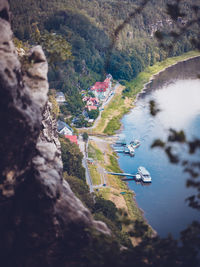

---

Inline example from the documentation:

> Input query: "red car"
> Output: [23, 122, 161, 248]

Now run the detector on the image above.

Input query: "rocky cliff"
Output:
[0, 1, 109, 266]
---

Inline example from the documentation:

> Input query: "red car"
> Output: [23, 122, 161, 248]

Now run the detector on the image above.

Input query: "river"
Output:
[117, 57, 200, 238]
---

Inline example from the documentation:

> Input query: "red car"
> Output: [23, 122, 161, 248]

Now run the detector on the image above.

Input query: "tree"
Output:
[93, 197, 120, 227]
[31, 24, 72, 65]
[60, 137, 85, 180]
[82, 132, 89, 142]
[88, 109, 99, 120]
[64, 173, 94, 211]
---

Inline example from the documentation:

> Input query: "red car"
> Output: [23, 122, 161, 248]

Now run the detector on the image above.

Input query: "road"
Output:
[78, 136, 94, 193]
[77, 83, 120, 192]
[78, 135, 113, 192]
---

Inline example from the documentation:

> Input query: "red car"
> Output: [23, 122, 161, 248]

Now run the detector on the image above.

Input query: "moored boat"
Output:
[127, 145, 135, 156]
[130, 139, 140, 148]
[138, 166, 152, 183]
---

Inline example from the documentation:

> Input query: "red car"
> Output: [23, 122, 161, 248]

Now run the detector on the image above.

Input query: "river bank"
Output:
[82, 50, 200, 238]
[91, 50, 200, 136]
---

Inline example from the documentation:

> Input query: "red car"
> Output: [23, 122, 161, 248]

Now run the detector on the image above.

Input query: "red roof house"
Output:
[65, 135, 78, 144]
[91, 82, 108, 92]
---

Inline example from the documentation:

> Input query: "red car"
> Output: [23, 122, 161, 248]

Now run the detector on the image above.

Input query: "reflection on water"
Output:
[118, 57, 200, 238]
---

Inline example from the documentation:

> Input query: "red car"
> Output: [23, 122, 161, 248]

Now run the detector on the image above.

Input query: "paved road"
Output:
[78, 136, 94, 193]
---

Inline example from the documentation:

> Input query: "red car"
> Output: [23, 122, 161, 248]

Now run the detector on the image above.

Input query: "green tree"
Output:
[60, 137, 85, 180]
[32, 24, 72, 65]
[82, 132, 89, 142]
[64, 173, 94, 211]
[88, 109, 99, 120]
[93, 197, 121, 229]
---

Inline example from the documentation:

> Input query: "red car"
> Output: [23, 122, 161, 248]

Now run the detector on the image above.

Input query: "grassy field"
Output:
[92, 87, 133, 135]
[88, 143, 104, 162]
[88, 164, 101, 185]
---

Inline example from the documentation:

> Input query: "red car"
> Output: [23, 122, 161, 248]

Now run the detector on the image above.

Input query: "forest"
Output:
[9, 0, 198, 117]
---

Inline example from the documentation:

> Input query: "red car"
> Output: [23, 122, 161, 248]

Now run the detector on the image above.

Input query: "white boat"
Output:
[138, 166, 152, 183]
[130, 139, 140, 148]
[127, 145, 135, 156]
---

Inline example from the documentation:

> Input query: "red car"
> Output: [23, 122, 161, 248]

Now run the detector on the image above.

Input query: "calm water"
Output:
[118, 57, 200, 238]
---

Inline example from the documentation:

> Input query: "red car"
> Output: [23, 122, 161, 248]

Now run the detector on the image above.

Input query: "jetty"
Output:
[107, 172, 141, 181]
[115, 140, 126, 146]
[114, 146, 135, 156]
[108, 167, 152, 183]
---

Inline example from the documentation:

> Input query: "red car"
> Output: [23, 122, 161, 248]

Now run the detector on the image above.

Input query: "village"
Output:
[55, 74, 114, 144]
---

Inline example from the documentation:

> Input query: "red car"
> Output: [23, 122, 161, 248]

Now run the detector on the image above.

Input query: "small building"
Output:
[83, 96, 99, 106]
[88, 119, 94, 123]
[91, 82, 108, 100]
[57, 120, 73, 136]
[65, 135, 78, 144]
[56, 92, 66, 103]
[87, 158, 94, 164]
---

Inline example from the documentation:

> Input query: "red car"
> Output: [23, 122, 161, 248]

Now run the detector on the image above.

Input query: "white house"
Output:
[56, 92, 66, 103]
[57, 120, 73, 136]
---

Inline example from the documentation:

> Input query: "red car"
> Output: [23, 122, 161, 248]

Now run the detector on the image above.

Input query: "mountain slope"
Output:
[9, 0, 198, 116]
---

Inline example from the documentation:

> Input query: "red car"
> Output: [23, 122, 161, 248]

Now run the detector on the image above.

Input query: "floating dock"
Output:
[107, 171, 151, 183]
[115, 139, 126, 146]
[114, 146, 134, 156]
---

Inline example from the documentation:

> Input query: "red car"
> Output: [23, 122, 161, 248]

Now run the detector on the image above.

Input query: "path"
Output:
[78, 136, 94, 193]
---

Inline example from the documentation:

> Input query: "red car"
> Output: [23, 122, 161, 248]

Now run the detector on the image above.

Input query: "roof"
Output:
[65, 135, 78, 144]
[104, 78, 111, 83]
[106, 74, 112, 79]
[90, 97, 99, 102]
[83, 97, 99, 103]
[56, 92, 65, 98]
[57, 120, 73, 133]
[138, 166, 150, 175]
[92, 82, 108, 92]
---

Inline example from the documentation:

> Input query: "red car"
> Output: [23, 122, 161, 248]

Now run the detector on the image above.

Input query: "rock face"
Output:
[0, 1, 109, 266]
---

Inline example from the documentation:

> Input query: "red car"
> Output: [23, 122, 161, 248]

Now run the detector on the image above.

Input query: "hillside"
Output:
[9, 0, 198, 118]
[10, 0, 198, 116]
